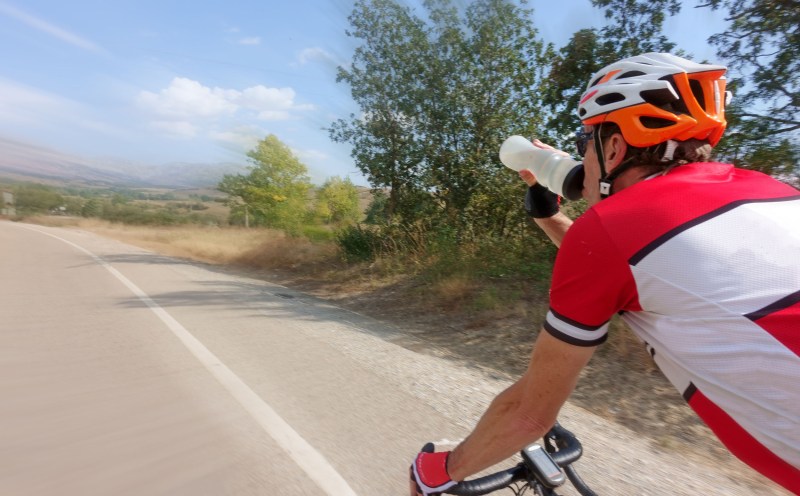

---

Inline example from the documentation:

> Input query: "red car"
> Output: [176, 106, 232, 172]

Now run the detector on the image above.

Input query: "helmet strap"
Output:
[594, 125, 613, 198]
[661, 140, 679, 162]
[596, 124, 639, 199]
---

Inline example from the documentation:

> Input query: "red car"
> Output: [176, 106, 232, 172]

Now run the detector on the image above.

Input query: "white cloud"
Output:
[138, 78, 238, 118]
[0, 78, 62, 117]
[0, 2, 103, 53]
[136, 78, 317, 148]
[238, 36, 261, 45]
[138, 78, 313, 123]
[238, 86, 294, 111]
[256, 110, 291, 121]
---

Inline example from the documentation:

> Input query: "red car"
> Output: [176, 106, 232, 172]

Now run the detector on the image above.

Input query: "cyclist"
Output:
[411, 53, 800, 495]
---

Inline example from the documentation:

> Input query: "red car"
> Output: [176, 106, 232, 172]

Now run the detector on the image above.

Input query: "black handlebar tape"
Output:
[445, 465, 526, 496]
[546, 423, 584, 466]
[564, 465, 599, 496]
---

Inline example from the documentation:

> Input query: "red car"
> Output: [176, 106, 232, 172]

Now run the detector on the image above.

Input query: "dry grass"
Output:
[25, 216, 338, 272]
[429, 274, 479, 311]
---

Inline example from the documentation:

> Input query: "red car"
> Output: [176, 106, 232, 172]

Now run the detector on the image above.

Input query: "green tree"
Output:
[218, 173, 252, 227]
[13, 184, 63, 213]
[81, 198, 102, 218]
[315, 176, 361, 225]
[592, 0, 680, 56]
[219, 134, 312, 233]
[701, 0, 799, 180]
[332, 0, 550, 237]
[62, 197, 85, 215]
[541, 29, 613, 148]
[363, 189, 389, 225]
[330, 0, 429, 222]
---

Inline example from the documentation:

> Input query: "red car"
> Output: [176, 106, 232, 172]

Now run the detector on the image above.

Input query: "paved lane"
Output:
[0, 221, 463, 495]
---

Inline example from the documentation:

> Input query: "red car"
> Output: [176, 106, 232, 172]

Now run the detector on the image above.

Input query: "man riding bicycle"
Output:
[411, 53, 800, 495]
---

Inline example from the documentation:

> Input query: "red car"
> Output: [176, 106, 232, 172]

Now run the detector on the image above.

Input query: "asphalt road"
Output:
[0, 221, 790, 495]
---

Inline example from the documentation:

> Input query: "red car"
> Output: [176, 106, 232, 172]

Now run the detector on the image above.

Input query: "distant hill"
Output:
[0, 137, 247, 189]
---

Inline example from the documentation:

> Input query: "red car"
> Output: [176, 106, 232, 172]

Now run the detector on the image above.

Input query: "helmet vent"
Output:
[618, 70, 645, 79]
[641, 88, 678, 106]
[590, 75, 605, 88]
[596, 93, 625, 106]
[640, 116, 675, 129]
[689, 79, 706, 109]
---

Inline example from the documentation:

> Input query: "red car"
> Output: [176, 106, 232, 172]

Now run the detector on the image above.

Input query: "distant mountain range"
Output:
[0, 137, 247, 189]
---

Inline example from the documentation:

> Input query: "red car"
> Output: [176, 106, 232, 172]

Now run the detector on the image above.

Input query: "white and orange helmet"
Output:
[578, 53, 730, 147]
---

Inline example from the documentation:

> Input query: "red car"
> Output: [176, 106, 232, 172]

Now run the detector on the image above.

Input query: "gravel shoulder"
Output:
[260, 267, 792, 495]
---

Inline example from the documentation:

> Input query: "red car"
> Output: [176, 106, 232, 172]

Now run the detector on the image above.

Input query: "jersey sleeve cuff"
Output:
[544, 309, 609, 347]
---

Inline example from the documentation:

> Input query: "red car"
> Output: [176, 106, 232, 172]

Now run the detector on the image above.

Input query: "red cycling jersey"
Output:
[546, 162, 800, 492]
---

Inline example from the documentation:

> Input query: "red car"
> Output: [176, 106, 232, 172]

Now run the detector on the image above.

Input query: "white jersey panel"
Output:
[622, 309, 800, 468]
[634, 199, 800, 317]
[625, 199, 800, 469]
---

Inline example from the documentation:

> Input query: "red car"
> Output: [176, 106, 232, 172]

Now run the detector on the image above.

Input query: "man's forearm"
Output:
[534, 212, 573, 248]
[444, 331, 596, 482]
[446, 381, 551, 481]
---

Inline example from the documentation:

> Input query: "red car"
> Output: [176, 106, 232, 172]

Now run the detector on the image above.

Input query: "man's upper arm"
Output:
[547, 209, 639, 346]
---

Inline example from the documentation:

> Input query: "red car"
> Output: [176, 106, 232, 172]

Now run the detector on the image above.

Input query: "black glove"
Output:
[524, 183, 560, 218]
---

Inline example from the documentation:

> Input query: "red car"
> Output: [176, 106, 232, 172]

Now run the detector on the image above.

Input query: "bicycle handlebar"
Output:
[544, 422, 583, 466]
[440, 422, 589, 496]
[445, 465, 526, 496]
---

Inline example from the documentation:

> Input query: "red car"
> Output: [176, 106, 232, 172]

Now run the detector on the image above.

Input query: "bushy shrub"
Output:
[336, 224, 382, 262]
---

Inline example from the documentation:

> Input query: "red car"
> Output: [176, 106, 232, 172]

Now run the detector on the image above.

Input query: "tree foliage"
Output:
[331, 0, 550, 237]
[218, 134, 312, 233]
[13, 184, 64, 213]
[315, 176, 361, 225]
[701, 0, 800, 180]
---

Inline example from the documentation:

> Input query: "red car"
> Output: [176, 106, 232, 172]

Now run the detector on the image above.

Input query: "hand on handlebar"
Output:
[410, 445, 456, 496]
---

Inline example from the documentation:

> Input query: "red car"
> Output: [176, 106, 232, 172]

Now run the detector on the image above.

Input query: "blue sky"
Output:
[0, 0, 728, 186]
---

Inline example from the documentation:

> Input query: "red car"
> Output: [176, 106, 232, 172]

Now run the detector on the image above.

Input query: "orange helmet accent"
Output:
[578, 53, 730, 147]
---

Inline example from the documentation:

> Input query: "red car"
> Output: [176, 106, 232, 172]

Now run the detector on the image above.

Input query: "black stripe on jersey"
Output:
[745, 289, 800, 321]
[629, 195, 800, 266]
[549, 307, 608, 331]
[543, 320, 609, 347]
[682, 383, 698, 402]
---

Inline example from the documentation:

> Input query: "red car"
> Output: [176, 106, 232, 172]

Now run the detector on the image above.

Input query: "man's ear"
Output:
[604, 133, 628, 170]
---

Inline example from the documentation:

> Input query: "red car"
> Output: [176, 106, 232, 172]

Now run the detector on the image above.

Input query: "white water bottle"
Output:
[499, 136, 585, 200]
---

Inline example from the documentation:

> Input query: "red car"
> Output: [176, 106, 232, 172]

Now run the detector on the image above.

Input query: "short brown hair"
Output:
[598, 122, 713, 174]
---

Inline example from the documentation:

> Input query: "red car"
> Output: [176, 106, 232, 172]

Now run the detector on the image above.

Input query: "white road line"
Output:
[23, 226, 358, 496]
